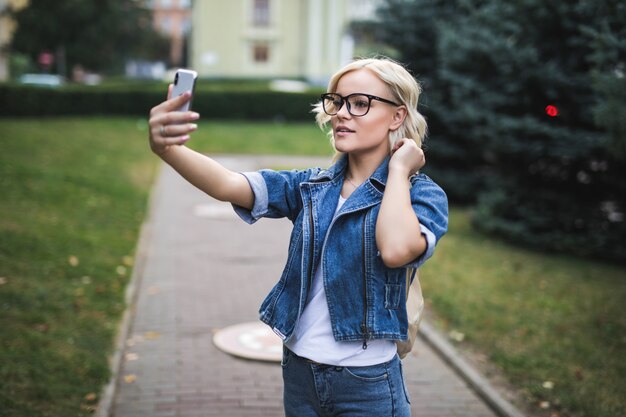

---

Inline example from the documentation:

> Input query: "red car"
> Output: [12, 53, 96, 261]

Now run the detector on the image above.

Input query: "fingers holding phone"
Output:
[149, 93, 199, 155]
[148, 69, 200, 156]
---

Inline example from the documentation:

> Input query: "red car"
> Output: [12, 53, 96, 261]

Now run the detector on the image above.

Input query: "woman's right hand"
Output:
[148, 85, 200, 156]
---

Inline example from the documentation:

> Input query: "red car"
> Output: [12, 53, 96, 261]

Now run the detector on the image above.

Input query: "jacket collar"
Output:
[310, 153, 390, 189]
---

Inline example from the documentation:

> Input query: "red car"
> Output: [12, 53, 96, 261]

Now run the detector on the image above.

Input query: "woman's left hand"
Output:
[389, 138, 425, 176]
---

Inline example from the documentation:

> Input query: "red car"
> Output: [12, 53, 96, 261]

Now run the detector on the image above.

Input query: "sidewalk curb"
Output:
[419, 321, 526, 417]
[95, 166, 162, 417]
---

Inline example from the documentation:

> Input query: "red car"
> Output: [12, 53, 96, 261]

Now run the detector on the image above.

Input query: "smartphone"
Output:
[171, 69, 198, 112]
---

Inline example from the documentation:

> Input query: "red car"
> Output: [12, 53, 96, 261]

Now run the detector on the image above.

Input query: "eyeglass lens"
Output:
[323, 94, 372, 116]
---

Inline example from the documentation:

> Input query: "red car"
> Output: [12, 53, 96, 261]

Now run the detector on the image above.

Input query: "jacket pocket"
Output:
[384, 283, 403, 310]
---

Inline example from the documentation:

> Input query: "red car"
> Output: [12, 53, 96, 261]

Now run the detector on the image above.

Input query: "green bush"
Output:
[0, 85, 321, 121]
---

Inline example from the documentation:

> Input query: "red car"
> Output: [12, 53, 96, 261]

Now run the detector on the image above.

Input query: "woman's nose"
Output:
[336, 101, 351, 118]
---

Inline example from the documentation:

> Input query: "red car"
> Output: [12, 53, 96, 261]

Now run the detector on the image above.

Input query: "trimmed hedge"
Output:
[0, 85, 321, 121]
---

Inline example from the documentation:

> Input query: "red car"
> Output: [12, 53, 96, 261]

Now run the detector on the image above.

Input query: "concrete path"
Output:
[107, 155, 502, 417]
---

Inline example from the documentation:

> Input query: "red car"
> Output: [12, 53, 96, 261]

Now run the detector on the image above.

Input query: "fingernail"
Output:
[189, 123, 198, 131]
[180, 135, 190, 143]
[190, 112, 200, 120]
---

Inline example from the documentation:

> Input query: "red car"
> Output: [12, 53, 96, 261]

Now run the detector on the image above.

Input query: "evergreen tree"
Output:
[584, 2, 626, 161]
[376, 0, 482, 203]
[437, 0, 626, 263]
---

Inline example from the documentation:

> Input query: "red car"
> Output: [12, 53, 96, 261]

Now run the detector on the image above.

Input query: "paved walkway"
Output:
[108, 155, 501, 417]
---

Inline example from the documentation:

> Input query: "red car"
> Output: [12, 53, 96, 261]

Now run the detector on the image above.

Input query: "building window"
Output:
[253, 0, 270, 27]
[253, 43, 270, 63]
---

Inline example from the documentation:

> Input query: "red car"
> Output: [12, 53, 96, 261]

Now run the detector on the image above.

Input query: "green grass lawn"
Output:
[421, 210, 626, 417]
[0, 117, 624, 417]
[0, 118, 158, 416]
[186, 119, 334, 156]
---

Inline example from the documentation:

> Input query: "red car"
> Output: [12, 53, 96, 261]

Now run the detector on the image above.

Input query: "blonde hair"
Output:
[313, 57, 427, 158]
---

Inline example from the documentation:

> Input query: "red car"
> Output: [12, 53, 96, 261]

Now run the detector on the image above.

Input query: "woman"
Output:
[148, 57, 448, 417]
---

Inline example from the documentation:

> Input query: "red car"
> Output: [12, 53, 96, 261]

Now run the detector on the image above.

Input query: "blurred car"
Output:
[18, 73, 65, 88]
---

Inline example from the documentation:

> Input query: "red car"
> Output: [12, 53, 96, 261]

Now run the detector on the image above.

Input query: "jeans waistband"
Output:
[284, 346, 329, 366]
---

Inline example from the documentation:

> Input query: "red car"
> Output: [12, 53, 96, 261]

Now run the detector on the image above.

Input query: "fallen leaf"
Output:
[116, 265, 127, 276]
[543, 380, 554, 389]
[448, 329, 465, 342]
[84, 392, 97, 402]
[122, 256, 134, 266]
[539, 401, 550, 409]
[0, 277, 7, 285]
[81, 276, 92, 285]
[144, 331, 161, 340]
[68, 256, 79, 267]
[123, 374, 137, 383]
[125, 352, 139, 361]
[74, 287, 85, 297]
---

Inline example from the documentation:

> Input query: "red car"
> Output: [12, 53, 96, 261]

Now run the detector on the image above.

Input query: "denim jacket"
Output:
[234, 155, 448, 346]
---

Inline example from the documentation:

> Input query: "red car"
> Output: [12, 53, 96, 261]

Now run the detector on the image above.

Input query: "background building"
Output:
[190, 0, 382, 85]
[148, 0, 192, 67]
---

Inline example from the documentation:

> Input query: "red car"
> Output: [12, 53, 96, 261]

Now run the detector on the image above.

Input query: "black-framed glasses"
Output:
[321, 93, 401, 117]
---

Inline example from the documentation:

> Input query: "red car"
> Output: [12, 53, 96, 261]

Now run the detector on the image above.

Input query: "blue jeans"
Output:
[282, 347, 411, 417]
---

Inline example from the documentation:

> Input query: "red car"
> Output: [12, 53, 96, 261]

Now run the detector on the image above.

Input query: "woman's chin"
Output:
[333, 137, 353, 152]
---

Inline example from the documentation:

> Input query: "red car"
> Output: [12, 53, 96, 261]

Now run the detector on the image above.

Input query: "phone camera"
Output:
[174, 73, 179, 85]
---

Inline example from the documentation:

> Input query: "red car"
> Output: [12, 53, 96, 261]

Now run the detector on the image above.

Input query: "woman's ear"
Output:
[389, 105, 408, 131]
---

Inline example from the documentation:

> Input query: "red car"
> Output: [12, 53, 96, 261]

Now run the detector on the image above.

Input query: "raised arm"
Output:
[376, 138, 427, 268]
[148, 89, 254, 210]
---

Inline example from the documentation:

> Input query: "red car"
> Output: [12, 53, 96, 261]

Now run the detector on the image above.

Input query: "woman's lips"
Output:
[335, 126, 355, 137]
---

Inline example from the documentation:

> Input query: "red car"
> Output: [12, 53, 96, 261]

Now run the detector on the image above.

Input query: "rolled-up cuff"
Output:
[405, 224, 437, 269]
[232, 172, 268, 224]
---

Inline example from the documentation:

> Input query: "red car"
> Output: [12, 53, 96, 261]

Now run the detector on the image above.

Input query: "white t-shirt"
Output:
[285, 195, 397, 366]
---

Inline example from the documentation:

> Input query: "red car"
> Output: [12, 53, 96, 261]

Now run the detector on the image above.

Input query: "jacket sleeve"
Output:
[232, 168, 320, 224]
[405, 174, 449, 268]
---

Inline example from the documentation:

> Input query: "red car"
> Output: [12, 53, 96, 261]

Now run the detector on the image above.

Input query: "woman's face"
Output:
[331, 69, 404, 158]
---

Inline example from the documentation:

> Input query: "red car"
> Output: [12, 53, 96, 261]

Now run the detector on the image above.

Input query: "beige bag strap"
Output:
[396, 267, 424, 359]
[405, 268, 424, 327]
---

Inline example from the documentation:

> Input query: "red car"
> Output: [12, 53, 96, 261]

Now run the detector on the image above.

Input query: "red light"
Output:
[545, 105, 559, 117]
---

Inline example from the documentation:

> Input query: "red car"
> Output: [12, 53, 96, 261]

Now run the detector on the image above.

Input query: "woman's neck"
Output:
[346, 151, 387, 185]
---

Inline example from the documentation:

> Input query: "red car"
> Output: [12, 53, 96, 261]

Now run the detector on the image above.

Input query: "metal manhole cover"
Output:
[213, 321, 282, 362]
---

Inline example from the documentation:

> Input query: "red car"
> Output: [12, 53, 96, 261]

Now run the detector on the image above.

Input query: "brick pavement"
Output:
[109, 155, 500, 417]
